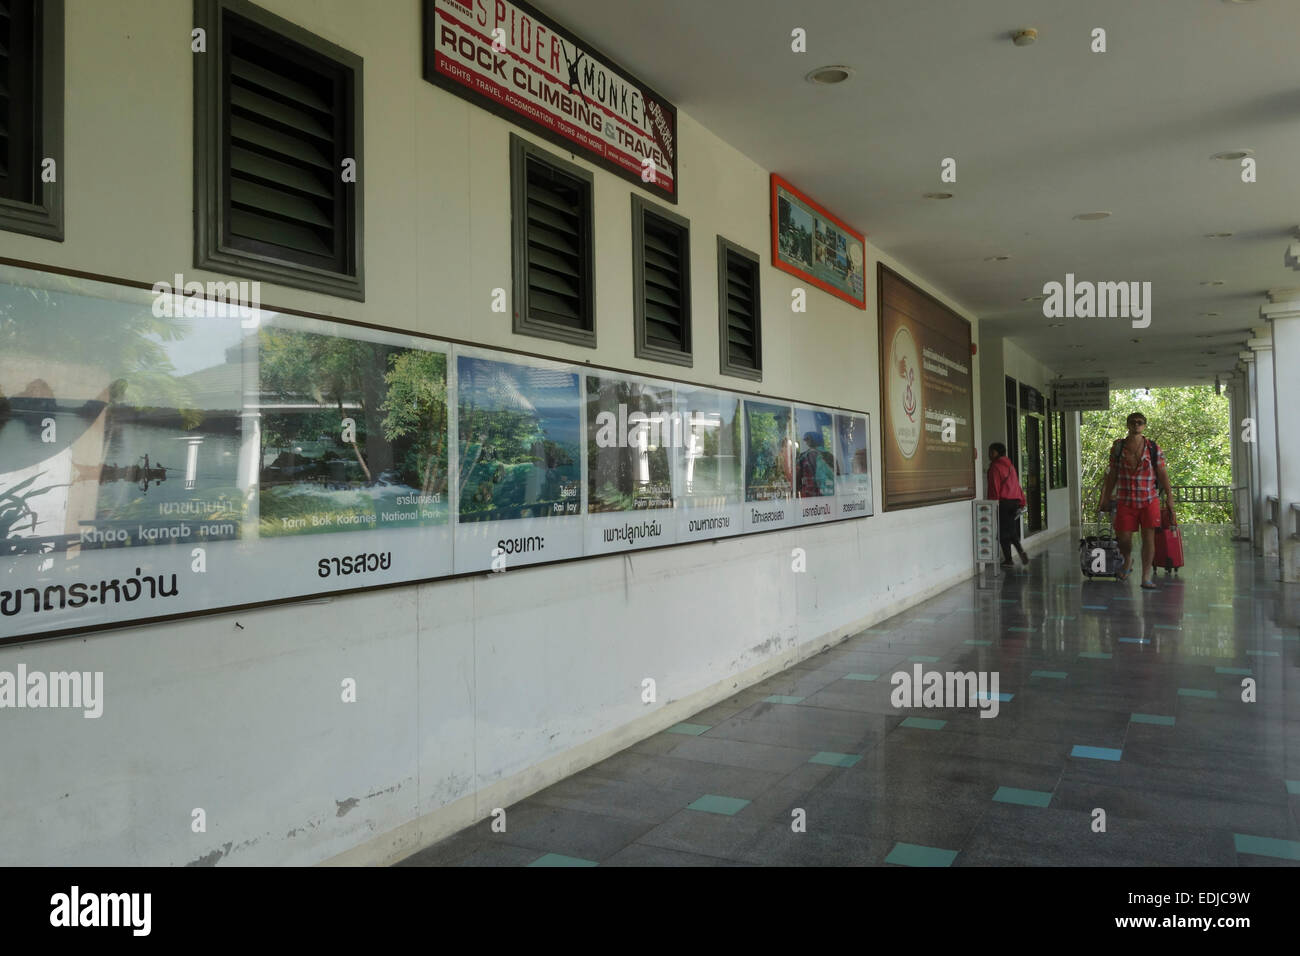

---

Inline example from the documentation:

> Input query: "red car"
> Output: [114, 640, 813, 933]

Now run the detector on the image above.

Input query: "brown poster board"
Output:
[877, 264, 975, 510]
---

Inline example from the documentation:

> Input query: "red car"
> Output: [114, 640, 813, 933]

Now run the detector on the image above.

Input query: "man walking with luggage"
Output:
[987, 443, 1029, 569]
[1099, 411, 1177, 589]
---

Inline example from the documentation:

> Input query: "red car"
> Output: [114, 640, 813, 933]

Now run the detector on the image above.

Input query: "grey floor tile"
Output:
[487, 801, 656, 861]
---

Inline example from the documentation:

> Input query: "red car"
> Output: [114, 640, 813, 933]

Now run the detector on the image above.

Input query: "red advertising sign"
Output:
[422, 0, 678, 202]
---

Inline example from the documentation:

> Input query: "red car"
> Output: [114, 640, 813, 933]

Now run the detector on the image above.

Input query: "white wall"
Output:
[0, 0, 983, 865]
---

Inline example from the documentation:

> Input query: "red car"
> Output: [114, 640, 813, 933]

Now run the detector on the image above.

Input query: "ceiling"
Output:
[539, 0, 1300, 388]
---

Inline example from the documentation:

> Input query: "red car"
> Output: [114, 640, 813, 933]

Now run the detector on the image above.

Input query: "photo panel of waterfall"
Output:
[453, 348, 583, 573]
[251, 312, 452, 594]
[0, 267, 249, 639]
[584, 370, 678, 554]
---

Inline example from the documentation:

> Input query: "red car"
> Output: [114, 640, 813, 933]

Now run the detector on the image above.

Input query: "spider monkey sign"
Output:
[423, 0, 678, 202]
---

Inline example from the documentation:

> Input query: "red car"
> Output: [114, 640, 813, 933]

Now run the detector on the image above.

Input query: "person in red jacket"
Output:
[987, 442, 1029, 567]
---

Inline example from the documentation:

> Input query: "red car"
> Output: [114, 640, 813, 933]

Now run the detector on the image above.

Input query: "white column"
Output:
[1241, 352, 1261, 551]
[1248, 333, 1279, 557]
[1069, 410, 1083, 527]
[1263, 302, 1300, 582]
[1228, 369, 1252, 541]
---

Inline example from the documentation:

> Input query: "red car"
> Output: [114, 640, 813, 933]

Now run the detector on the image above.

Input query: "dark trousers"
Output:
[998, 499, 1025, 562]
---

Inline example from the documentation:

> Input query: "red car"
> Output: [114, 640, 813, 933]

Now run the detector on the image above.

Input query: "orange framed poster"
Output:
[770, 174, 867, 309]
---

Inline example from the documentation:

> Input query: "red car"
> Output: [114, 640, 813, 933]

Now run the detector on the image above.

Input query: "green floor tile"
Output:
[1130, 713, 1175, 726]
[1286, 781, 1300, 795]
[810, 751, 861, 768]
[686, 794, 750, 816]
[900, 716, 946, 730]
[1078, 651, 1112, 659]
[1031, 670, 1068, 679]
[992, 786, 1052, 808]
[763, 695, 805, 704]
[1177, 688, 1217, 699]
[1152, 624, 1181, 631]
[885, 842, 959, 867]
[1233, 833, 1300, 861]
[1214, 666, 1252, 676]
[1008, 626, 1036, 633]
[844, 673, 878, 681]
[1208, 603, 1233, 609]
[528, 853, 599, 867]
[666, 722, 711, 736]
[1246, 650, 1278, 658]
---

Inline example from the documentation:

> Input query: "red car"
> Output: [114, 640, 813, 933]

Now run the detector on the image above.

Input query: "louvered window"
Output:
[717, 237, 762, 380]
[0, 0, 62, 241]
[632, 195, 691, 366]
[195, 0, 362, 300]
[510, 135, 595, 347]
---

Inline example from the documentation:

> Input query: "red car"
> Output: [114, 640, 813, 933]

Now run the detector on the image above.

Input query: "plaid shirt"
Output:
[1110, 437, 1165, 506]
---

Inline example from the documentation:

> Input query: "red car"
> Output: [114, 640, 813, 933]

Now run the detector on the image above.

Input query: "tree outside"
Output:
[1079, 386, 1231, 523]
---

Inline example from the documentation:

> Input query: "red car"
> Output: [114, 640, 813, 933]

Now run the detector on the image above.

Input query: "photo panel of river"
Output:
[257, 324, 450, 538]
[0, 274, 250, 554]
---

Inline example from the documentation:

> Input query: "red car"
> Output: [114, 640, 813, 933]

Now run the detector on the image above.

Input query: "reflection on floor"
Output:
[400, 526, 1300, 867]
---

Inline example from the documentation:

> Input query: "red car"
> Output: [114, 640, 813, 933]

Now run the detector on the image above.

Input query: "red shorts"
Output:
[1115, 499, 1160, 533]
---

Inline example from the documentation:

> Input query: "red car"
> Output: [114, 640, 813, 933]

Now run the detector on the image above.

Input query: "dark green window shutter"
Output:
[223, 12, 350, 273]
[718, 237, 761, 380]
[524, 155, 590, 329]
[510, 134, 595, 348]
[632, 194, 691, 366]
[0, 0, 61, 240]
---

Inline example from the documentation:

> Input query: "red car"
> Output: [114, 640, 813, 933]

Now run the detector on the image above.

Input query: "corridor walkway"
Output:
[402, 527, 1300, 866]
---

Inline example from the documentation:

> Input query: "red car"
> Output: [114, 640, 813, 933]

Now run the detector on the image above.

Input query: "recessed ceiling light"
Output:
[1204, 232, 1234, 239]
[1211, 148, 1253, 161]
[1023, 293, 1047, 302]
[1201, 280, 1225, 286]
[1048, 323, 1064, 328]
[1068, 344, 1085, 349]
[923, 192, 953, 200]
[1196, 363, 1208, 367]
[984, 255, 1011, 261]
[1138, 360, 1155, 366]
[1012, 28, 1038, 46]
[1073, 211, 1111, 221]
[805, 65, 854, 85]
[1203, 311, 1221, 316]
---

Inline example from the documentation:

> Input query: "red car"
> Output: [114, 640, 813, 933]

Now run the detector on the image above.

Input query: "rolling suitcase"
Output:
[1080, 509, 1125, 579]
[1154, 504, 1184, 574]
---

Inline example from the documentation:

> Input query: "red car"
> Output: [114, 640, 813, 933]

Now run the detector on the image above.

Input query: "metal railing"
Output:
[1170, 485, 1234, 504]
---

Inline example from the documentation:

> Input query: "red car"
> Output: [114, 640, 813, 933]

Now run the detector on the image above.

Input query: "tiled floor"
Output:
[400, 526, 1300, 867]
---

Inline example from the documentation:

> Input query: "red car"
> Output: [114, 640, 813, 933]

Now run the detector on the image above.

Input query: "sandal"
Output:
[1140, 579, 1157, 590]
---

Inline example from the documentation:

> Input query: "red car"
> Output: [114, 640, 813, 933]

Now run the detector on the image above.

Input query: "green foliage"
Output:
[1080, 386, 1231, 522]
